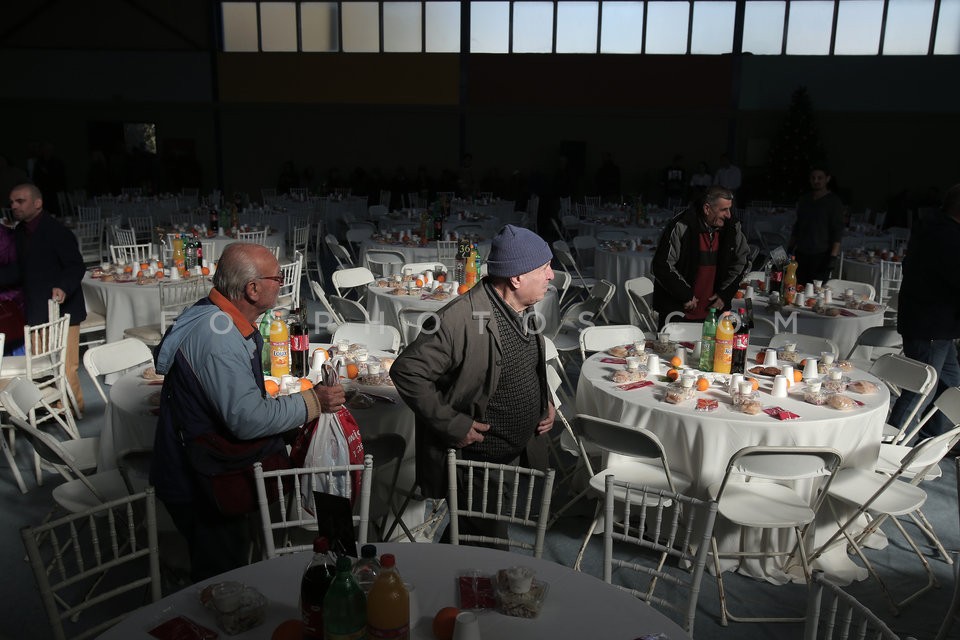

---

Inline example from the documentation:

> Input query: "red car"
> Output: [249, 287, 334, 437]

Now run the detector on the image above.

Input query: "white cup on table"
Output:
[771, 375, 789, 398]
[764, 349, 778, 368]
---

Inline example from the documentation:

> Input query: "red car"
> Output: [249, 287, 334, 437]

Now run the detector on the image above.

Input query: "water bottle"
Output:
[352, 544, 381, 595]
[698, 308, 717, 372]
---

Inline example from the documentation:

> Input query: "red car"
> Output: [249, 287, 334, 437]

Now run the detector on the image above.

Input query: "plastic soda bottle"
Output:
[301, 537, 337, 640]
[712, 311, 736, 374]
[698, 308, 717, 372]
[366, 554, 409, 639]
[324, 555, 368, 640]
[269, 309, 291, 377]
[259, 310, 273, 376]
[352, 544, 381, 595]
[783, 255, 799, 304]
[464, 244, 478, 288]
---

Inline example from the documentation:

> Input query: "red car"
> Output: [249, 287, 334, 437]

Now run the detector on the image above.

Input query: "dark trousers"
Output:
[165, 500, 252, 583]
[794, 251, 832, 285]
[889, 337, 960, 439]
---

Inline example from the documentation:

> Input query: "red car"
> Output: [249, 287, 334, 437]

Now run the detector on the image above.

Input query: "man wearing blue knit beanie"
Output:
[392, 224, 556, 546]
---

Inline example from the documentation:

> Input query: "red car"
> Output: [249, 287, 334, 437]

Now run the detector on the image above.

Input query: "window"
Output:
[222, 2, 259, 51]
[384, 2, 422, 51]
[785, 0, 833, 55]
[471, 1, 510, 52]
[834, 0, 883, 55]
[426, 2, 461, 52]
[513, 2, 554, 53]
[600, 1, 644, 53]
[260, 2, 298, 51]
[557, 2, 598, 53]
[691, 1, 735, 54]
[934, 0, 960, 54]
[645, 1, 689, 54]
[301, 2, 339, 51]
[342, 2, 380, 52]
[743, 1, 785, 54]
[883, 0, 935, 55]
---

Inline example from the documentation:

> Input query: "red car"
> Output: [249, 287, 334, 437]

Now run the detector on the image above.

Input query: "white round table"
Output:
[360, 238, 492, 266]
[365, 283, 561, 338]
[95, 542, 691, 640]
[841, 256, 881, 291]
[576, 347, 889, 583]
[206, 230, 286, 260]
[594, 245, 656, 323]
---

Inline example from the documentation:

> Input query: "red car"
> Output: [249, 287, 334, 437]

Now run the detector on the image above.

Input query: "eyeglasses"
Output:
[256, 275, 284, 285]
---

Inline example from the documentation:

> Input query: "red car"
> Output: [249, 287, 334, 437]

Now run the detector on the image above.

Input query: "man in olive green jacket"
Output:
[391, 225, 556, 500]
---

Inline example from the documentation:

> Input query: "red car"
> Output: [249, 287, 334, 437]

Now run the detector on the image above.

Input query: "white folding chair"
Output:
[308, 280, 343, 336]
[870, 353, 938, 444]
[345, 227, 374, 259]
[550, 282, 616, 366]
[825, 278, 877, 301]
[127, 215, 154, 242]
[572, 415, 693, 571]
[22, 488, 161, 640]
[578, 324, 646, 361]
[331, 266, 375, 302]
[82, 339, 154, 405]
[844, 325, 903, 370]
[624, 276, 657, 333]
[552, 270, 571, 307]
[109, 243, 152, 265]
[329, 295, 372, 324]
[111, 226, 136, 246]
[768, 332, 840, 358]
[602, 475, 719, 636]
[571, 235, 598, 273]
[661, 322, 704, 343]
[237, 228, 268, 244]
[124, 278, 209, 347]
[253, 457, 372, 559]
[75, 218, 103, 264]
[327, 236, 357, 270]
[803, 571, 912, 640]
[397, 307, 431, 349]
[275, 251, 303, 310]
[446, 449, 556, 558]
[436, 240, 457, 271]
[332, 322, 401, 353]
[553, 240, 594, 300]
[365, 250, 406, 279]
[709, 446, 843, 625]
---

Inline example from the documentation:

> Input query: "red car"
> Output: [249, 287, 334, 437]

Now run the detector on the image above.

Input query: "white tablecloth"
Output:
[576, 348, 888, 583]
[594, 246, 656, 323]
[206, 230, 286, 260]
[95, 542, 691, 640]
[841, 257, 881, 291]
[360, 239, 492, 266]
[366, 284, 561, 338]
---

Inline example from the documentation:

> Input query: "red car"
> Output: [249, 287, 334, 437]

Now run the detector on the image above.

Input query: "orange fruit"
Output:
[415, 278, 424, 287]
[157, 261, 164, 268]
[201, 266, 210, 276]
[299, 378, 314, 391]
[747, 377, 760, 391]
[432, 607, 459, 640]
[155, 270, 165, 279]
[793, 369, 803, 383]
[123, 265, 133, 273]
[436, 273, 446, 283]
[136, 270, 144, 277]
[666, 368, 679, 381]
[345, 363, 359, 379]
[670, 356, 683, 368]
[457, 284, 469, 295]
[271, 619, 303, 640]
[735, 290, 745, 299]
[313, 347, 329, 362]
[264, 379, 280, 397]
[696, 377, 710, 391]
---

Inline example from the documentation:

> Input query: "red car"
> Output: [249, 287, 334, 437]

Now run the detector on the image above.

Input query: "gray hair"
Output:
[212, 243, 262, 300]
[703, 185, 734, 208]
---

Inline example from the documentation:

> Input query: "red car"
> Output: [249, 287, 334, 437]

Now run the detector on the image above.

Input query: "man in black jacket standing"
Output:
[651, 186, 750, 326]
[7, 183, 87, 412]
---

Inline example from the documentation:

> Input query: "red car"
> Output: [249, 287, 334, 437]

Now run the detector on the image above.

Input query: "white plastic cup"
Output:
[739, 381, 754, 395]
[804, 283, 815, 297]
[367, 361, 381, 376]
[633, 340, 646, 354]
[625, 356, 640, 371]
[211, 582, 243, 613]
[795, 293, 805, 307]
[745, 285, 754, 298]
[803, 358, 819, 380]
[821, 352, 836, 365]
[658, 332, 670, 344]
[453, 611, 482, 640]
[764, 349, 779, 368]
[808, 380, 823, 394]
[646, 357, 661, 375]
[813, 279, 823, 290]
[771, 375, 789, 398]
[404, 583, 420, 630]
[730, 373, 744, 394]
[824, 289, 833, 304]
[845, 288, 855, 298]
[781, 365, 795, 387]
[680, 375, 695, 389]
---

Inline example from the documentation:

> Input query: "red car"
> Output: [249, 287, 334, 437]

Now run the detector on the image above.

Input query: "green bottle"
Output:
[324, 555, 368, 640]
[698, 307, 717, 372]
[258, 309, 273, 376]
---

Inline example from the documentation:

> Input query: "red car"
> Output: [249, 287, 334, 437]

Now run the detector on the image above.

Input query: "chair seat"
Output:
[51, 469, 131, 513]
[875, 443, 943, 480]
[708, 481, 815, 528]
[827, 468, 927, 516]
[59, 437, 101, 473]
[0, 355, 56, 378]
[588, 461, 692, 503]
[881, 422, 902, 442]
[80, 311, 106, 331]
[124, 325, 163, 345]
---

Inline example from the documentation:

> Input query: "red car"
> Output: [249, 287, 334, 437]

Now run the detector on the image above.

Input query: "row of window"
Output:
[221, 0, 960, 55]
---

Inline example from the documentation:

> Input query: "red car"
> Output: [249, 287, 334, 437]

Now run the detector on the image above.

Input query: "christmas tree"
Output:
[763, 87, 826, 202]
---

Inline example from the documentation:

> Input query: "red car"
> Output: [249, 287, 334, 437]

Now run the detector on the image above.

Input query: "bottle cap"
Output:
[313, 537, 329, 553]
[380, 553, 396, 568]
[361, 544, 378, 558]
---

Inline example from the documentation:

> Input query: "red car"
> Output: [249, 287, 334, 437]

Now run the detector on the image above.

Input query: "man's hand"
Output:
[536, 403, 556, 436]
[457, 421, 490, 448]
[708, 294, 725, 311]
[682, 296, 699, 311]
[313, 384, 346, 413]
[52, 287, 66, 304]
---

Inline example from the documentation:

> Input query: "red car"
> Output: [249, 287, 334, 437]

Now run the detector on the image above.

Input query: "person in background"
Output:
[390, 224, 556, 545]
[651, 186, 749, 325]
[689, 161, 712, 189]
[888, 183, 960, 440]
[713, 153, 742, 194]
[0, 221, 24, 354]
[789, 166, 844, 284]
[150, 243, 345, 581]
[4, 183, 86, 410]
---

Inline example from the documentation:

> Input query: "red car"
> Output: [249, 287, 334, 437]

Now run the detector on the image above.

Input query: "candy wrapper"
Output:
[695, 398, 719, 412]
[601, 357, 627, 365]
[839, 309, 857, 317]
[618, 380, 654, 391]
[763, 406, 800, 420]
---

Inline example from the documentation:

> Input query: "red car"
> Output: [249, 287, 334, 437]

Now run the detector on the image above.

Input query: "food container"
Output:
[204, 583, 267, 635]
[495, 569, 548, 619]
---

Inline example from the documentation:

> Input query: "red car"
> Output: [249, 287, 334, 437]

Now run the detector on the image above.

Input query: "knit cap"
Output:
[485, 224, 553, 277]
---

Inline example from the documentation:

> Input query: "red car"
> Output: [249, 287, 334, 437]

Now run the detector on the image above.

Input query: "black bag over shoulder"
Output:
[185, 430, 291, 517]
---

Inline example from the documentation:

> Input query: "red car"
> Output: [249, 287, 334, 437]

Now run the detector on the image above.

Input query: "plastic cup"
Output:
[646, 357, 661, 375]
[625, 356, 640, 371]
[764, 349, 779, 368]
[771, 375, 788, 398]
[730, 373, 744, 394]
[821, 352, 836, 365]
[804, 283, 815, 297]
[453, 612, 482, 640]
[803, 358, 819, 380]
[211, 582, 243, 613]
[781, 365, 794, 387]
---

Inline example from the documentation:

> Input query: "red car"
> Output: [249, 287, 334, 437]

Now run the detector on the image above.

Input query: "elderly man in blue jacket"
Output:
[151, 242, 344, 581]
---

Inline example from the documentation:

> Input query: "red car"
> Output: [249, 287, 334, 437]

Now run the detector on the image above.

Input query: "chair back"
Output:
[276, 253, 303, 310]
[552, 270, 571, 305]
[332, 322, 401, 353]
[624, 276, 657, 333]
[436, 240, 457, 270]
[602, 475, 718, 635]
[768, 332, 840, 358]
[310, 280, 344, 328]
[332, 267, 375, 299]
[845, 326, 903, 361]
[714, 446, 842, 508]
[803, 571, 905, 640]
[579, 325, 645, 360]
[329, 296, 371, 324]
[879, 259, 903, 307]
[397, 307, 431, 348]
[22, 489, 161, 640]
[110, 243, 152, 265]
[75, 219, 103, 264]
[662, 322, 704, 343]
[83, 339, 154, 404]
[237, 228, 268, 244]
[870, 353, 938, 441]
[825, 278, 877, 301]
[364, 250, 406, 278]
[159, 279, 207, 332]
[329, 241, 356, 269]
[253, 457, 372, 559]
[445, 449, 556, 558]
[111, 226, 137, 246]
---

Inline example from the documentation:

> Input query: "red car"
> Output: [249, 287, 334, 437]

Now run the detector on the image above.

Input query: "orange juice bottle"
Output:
[366, 554, 409, 639]
[464, 243, 478, 288]
[783, 255, 798, 304]
[712, 311, 736, 374]
[269, 310, 291, 377]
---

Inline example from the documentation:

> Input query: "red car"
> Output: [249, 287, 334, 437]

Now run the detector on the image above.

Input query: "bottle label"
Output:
[327, 628, 366, 640]
[733, 334, 749, 350]
[291, 334, 310, 351]
[368, 624, 409, 639]
[303, 607, 324, 640]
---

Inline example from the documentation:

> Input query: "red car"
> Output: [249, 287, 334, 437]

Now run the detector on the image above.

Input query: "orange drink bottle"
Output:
[783, 255, 798, 304]
[712, 311, 736, 374]
[269, 310, 291, 377]
[367, 554, 409, 639]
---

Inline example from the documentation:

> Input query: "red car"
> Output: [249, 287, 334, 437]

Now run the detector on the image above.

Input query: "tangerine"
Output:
[155, 270, 165, 279]
[669, 355, 683, 368]
[666, 368, 679, 381]
[345, 363, 360, 379]
[696, 377, 710, 391]
[123, 265, 133, 273]
[157, 261, 164, 268]
[201, 266, 210, 276]
[136, 270, 144, 277]
[457, 284, 469, 295]
[299, 378, 314, 391]
[432, 607, 460, 640]
[415, 278, 424, 287]
[271, 619, 303, 640]
[793, 369, 803, 383]
[264, 379, 280, 397]
[735, 290, 745, 299]
[747, 377, 760, 391]
[436, 273, 446, 283]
